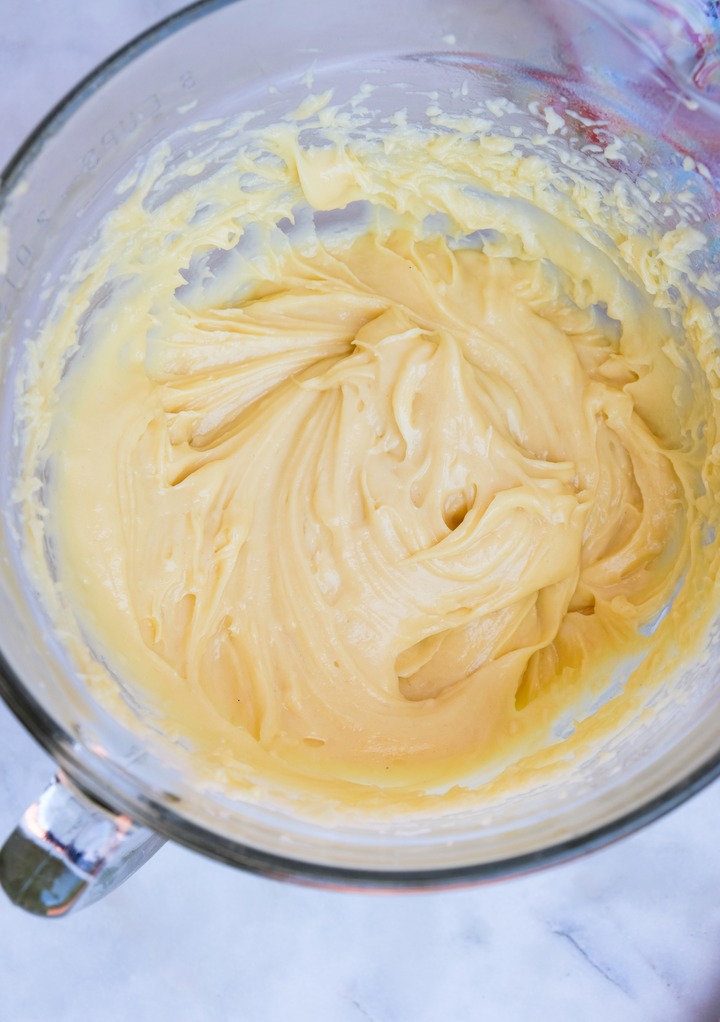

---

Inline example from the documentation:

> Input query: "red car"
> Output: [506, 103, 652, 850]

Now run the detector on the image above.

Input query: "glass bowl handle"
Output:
[596, 0, 720, 95]
[0, 772, 165, 917]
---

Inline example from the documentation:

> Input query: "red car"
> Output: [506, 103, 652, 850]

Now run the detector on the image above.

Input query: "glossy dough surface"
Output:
[19, 97, 720, 807]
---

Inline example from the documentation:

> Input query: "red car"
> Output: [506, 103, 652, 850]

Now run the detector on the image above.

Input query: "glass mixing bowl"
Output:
[1, 0, 720, 916]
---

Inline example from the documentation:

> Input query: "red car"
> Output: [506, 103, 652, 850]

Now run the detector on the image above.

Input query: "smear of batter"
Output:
[15, 91, 720, 809]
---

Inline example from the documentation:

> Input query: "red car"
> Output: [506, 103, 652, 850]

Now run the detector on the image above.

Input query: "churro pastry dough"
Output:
[17, 94, 720, 807]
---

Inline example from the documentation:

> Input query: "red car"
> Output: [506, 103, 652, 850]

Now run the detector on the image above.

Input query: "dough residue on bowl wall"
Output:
[13, 86, 720, 814]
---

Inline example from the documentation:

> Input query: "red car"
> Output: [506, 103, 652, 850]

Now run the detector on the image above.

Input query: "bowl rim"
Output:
[2, 0, 720, 888]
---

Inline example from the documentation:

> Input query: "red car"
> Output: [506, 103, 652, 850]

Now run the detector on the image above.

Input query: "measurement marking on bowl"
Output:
[0, 244, 34, 292]
[78, 71, 198, 176]
[81, 94, 162, 174]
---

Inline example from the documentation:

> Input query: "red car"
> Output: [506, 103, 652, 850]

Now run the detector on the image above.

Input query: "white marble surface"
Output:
[2, 3, 720, 1019]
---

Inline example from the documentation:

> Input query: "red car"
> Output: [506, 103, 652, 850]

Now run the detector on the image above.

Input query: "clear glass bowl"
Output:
[1, 0, 720, 913]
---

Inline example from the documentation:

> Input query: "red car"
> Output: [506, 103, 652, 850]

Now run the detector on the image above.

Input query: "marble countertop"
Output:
[2, 3, 720, 1019]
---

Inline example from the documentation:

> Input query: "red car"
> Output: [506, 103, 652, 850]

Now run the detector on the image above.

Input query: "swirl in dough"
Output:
[19, 99, 720, 806]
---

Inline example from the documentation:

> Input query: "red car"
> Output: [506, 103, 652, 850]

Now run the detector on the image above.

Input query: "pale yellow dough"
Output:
[17, 96, 720, 809]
